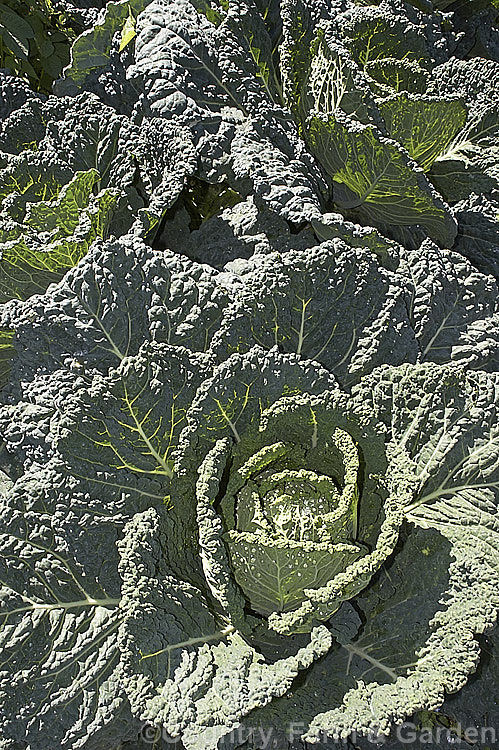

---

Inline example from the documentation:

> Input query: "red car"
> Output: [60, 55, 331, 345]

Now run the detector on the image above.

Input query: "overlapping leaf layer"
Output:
[0, 1, 498, 749]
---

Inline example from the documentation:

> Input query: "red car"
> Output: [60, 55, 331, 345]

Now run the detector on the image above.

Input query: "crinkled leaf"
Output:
[0, 236, 232, 391]
[307, 111, 457, 246]
[118, 506, 332, 750]
[0, 462, 142, 749]
[378, 94, 467, 172]
[58, 0, 147, 90]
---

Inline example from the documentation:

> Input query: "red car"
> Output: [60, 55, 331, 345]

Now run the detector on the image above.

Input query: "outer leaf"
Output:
[212, 240, 420, 385]
[452, 194, 499, 280]
[378, 94, 467, 172]
[0, 5, 34, 59]
[177, 346, 336, 455]
[304, 524, 499, 743]
[0, 170, 118, 304]
[128, 0, 275, 123]
[331, 0, 448, 68]
[437, 627, 499, 747]
[0, 93, 197, 238]
[55, 341, 209, 494]
[430, 105, 499, 202]
[282, 21, 377, 128]
[425, 58, 499, 202]
[119, 10, 137, 51]
[213, 238, 499, 382]
[0, 462, 143, 749]
[307, 111, 457, 246]
[402, 240, 499, 371]
[223, 0, 283, 106]
[0, 96, 65, 154]
[58, 0, 147, 89]
[24, 168, 100, 234]
[0, 70, 42, 121]
[0, 93, 197, 303]
[364, 57, 428, 95]
[0, 151, 72, 212]
[197, 112, 328, 225]
[0, 236, 232, 392]
[310, 210, 402, 266]
[157, 193, 314, 269]
[0, 329, 14, 391]
[427, 57, 499, 112]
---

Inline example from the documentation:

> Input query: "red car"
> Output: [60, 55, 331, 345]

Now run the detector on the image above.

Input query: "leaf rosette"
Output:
[0, 240, 497, 749]
[194, 389, 409, 635]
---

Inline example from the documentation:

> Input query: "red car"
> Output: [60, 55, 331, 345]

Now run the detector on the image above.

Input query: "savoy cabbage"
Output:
[0, 1, 498, 749]
[0, 233, 497, 749]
